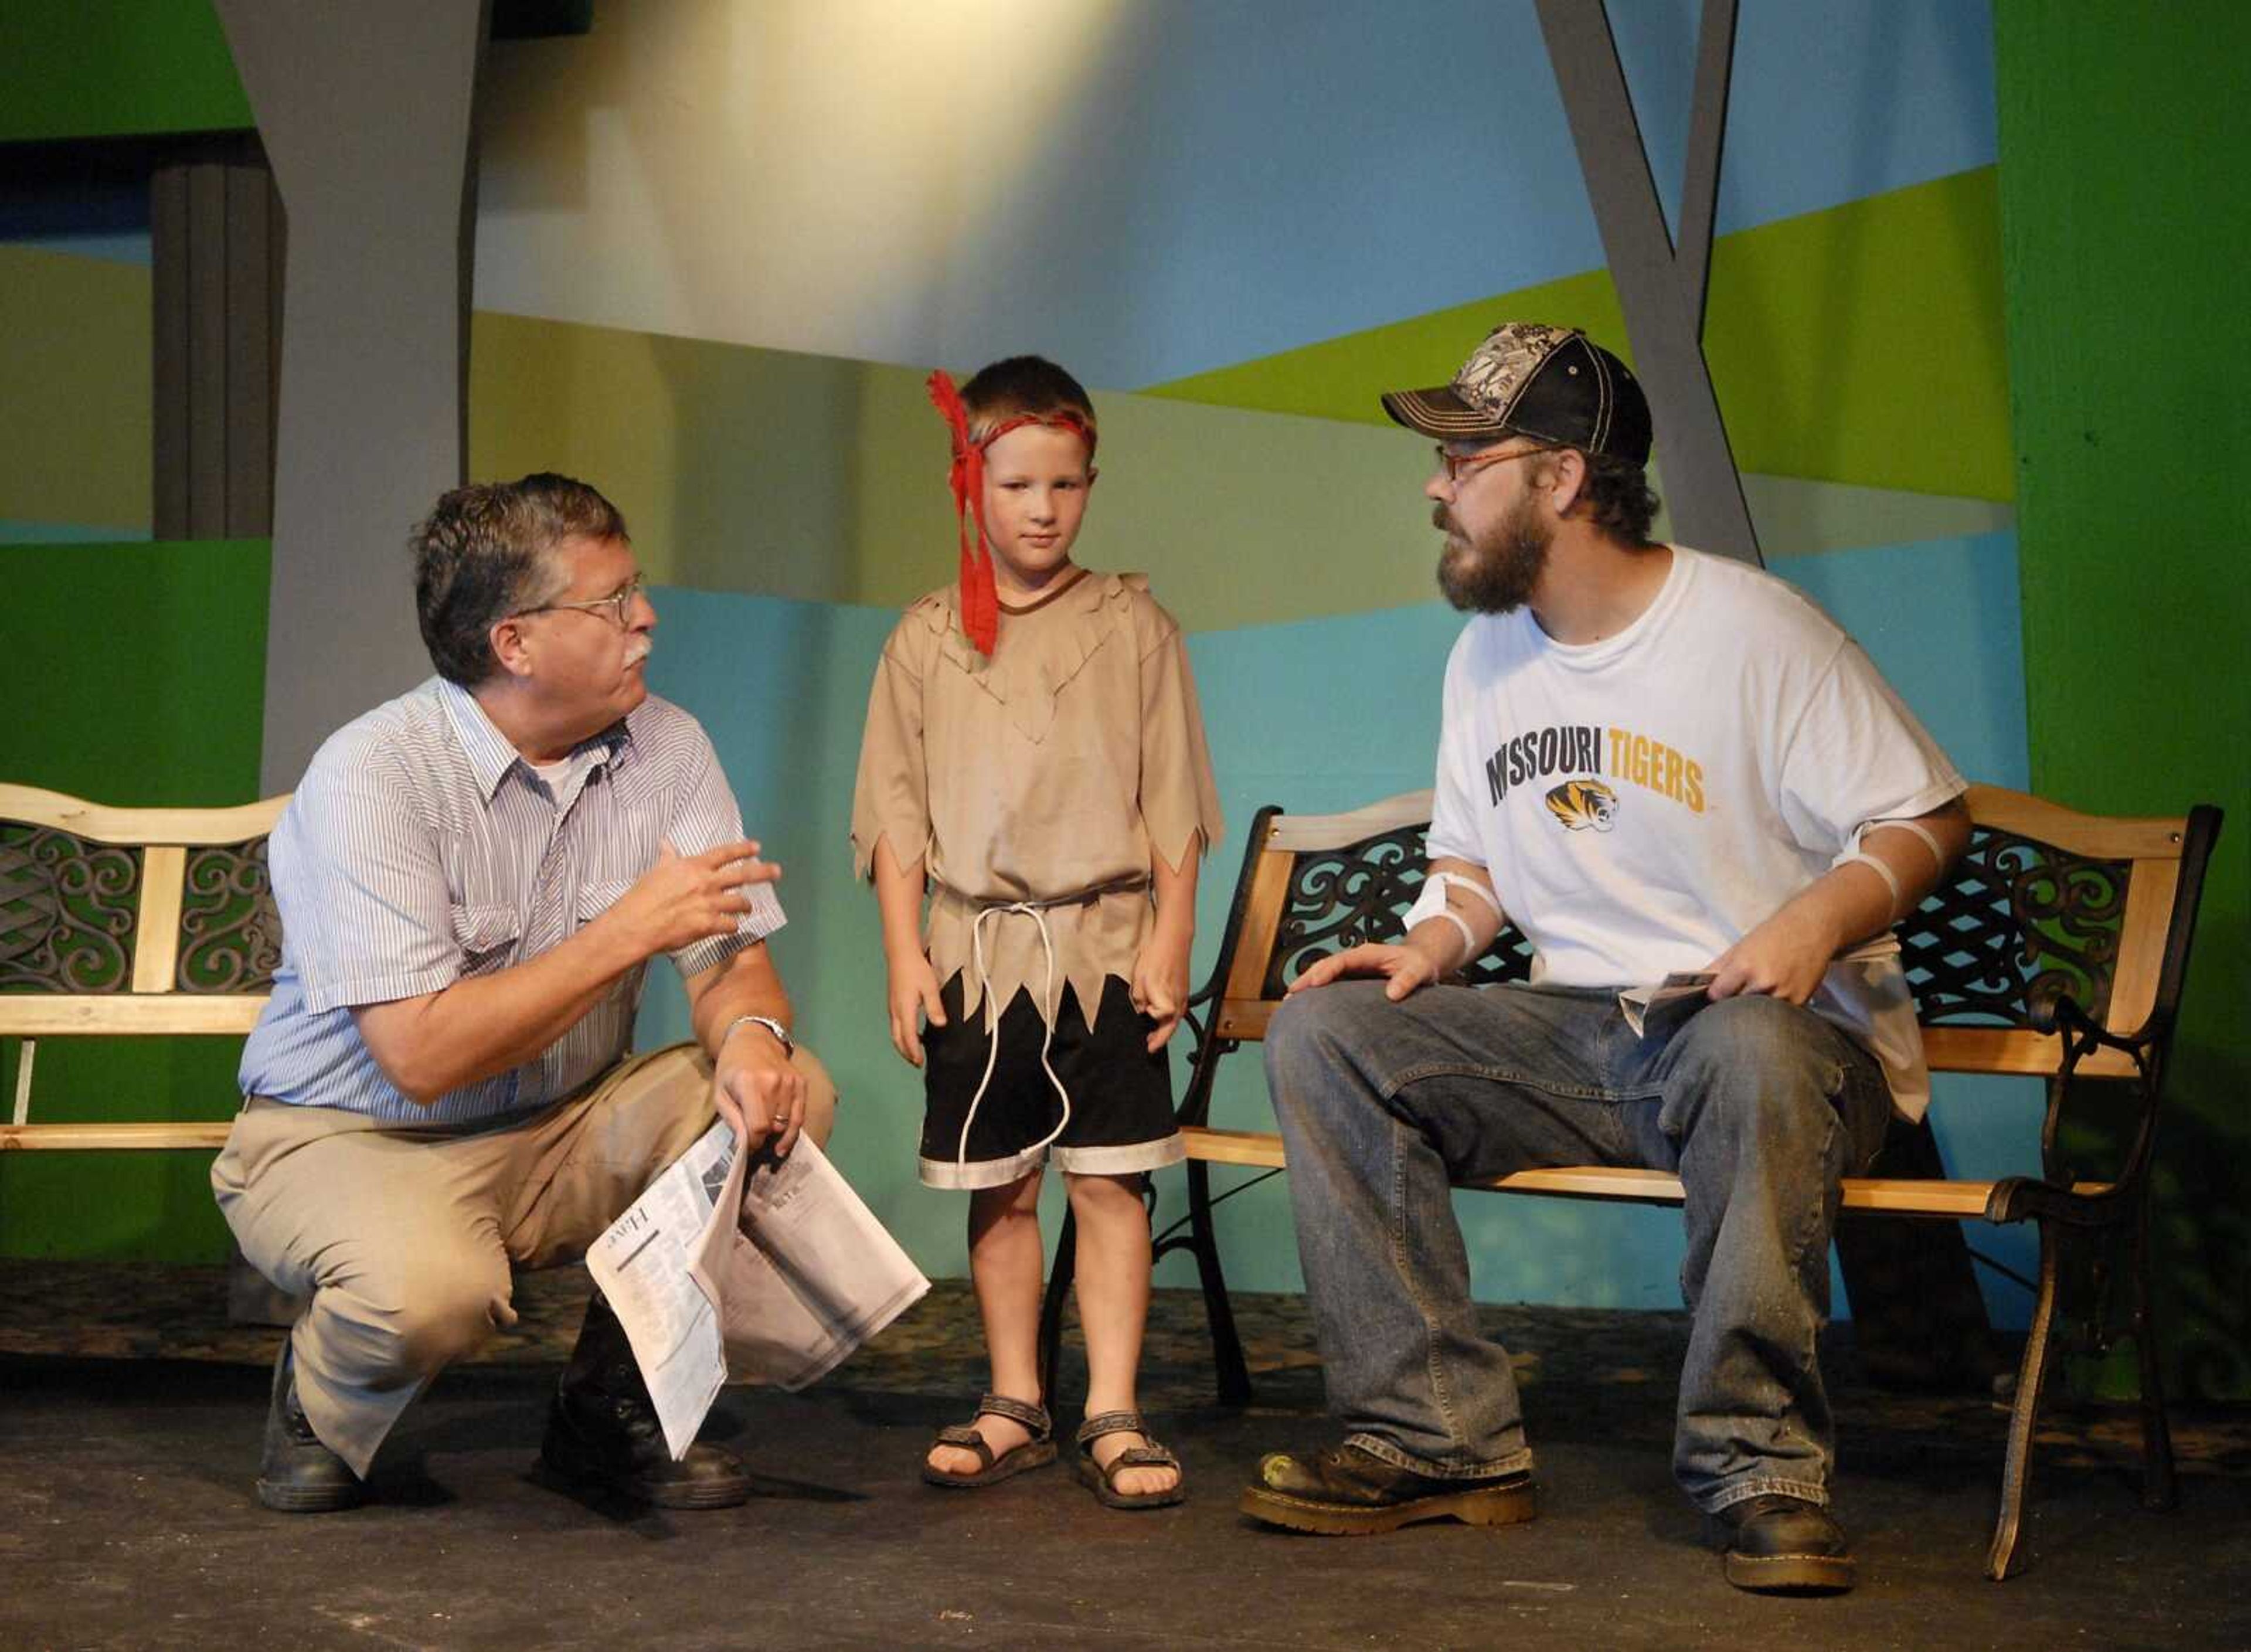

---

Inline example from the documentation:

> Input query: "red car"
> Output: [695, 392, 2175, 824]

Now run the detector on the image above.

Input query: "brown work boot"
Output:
[256, 1339, 364, 1513]
[1240, 1440, 1535, 1535]
[539, 1292, 752, 1510]
[1706, 1494, 1857, 1594]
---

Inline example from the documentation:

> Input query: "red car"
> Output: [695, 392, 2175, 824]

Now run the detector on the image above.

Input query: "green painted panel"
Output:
[1703, 166, 2009, 500]
[470, 311, 874, 606]
[0, 539, 270, 1262]
[0, 246, 151, 533]
[0, 1, 250, 142]
[1148, 168, 2011, 502]
[1996, 0, 2251, 1401]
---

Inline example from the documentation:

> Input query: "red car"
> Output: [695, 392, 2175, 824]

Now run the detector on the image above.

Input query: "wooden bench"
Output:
[0, 784, 287, 1154]
[1043, 782, 2220, 1580]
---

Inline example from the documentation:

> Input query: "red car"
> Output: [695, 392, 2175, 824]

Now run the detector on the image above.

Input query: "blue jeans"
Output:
[1264, 980, 1892, 1512]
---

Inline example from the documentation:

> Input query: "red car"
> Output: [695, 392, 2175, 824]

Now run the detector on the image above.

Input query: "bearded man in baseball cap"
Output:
[1240, 324, 1971, 1596]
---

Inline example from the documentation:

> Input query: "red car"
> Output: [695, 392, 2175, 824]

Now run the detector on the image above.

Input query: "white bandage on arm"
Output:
[1865, 815, 1948, 876]
[1431, 869, 1505, 919]
[1402, 871, 1503, 968]
[1839, 849, 1905, 920]
[1410, 907, 1478, 970]
[1844, 814, 1953, 923]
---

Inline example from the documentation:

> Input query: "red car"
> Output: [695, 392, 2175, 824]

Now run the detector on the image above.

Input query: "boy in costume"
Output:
[852, 356, 1223, 1508]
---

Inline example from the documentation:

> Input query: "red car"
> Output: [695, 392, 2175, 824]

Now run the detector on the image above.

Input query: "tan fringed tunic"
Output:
[851, 570, 1224, 1034]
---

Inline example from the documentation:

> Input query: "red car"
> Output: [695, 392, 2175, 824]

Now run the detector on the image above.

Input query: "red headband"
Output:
[925, 370, 1097, 656]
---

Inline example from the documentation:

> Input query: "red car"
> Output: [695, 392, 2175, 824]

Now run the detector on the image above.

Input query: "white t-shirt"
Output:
[1427, 546, 1964, 1119]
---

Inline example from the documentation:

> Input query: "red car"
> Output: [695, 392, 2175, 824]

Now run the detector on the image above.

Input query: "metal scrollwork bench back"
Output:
[1, 783, 289, 1150]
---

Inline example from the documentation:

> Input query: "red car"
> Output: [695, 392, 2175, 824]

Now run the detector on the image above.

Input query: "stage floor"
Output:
[5, 1263, 2247, 1649]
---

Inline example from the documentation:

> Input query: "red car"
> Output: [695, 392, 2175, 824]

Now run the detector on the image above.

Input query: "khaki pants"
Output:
[211, 1042, 837, 1476]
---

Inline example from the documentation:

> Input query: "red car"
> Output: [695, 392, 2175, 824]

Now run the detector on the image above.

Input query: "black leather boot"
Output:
[1240, 1440, 1536, 1535]
[1706, 1494, 1856, 1594]
[257, 1339, 364, 1512]
[539, 1291, 753, 1509]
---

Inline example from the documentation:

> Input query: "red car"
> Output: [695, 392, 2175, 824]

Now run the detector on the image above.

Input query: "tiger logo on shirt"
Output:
[1543, 778, 1619, 832]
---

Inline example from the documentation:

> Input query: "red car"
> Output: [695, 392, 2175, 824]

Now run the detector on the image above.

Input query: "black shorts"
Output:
[918, 972, 1184, 1189]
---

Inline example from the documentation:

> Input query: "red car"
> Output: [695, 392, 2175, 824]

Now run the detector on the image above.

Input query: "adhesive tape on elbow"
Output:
[1423, 909, 1478, 968]
[1406, 870, 1501, 926]
[1885, 816, 1948, 875]
[1403, 878, 1477, 967]
[1841, 849, 1903, 916]
[1402, 876, 1450, 932]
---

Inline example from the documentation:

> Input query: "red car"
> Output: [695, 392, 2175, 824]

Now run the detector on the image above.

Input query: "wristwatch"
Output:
[722, 1013, 794, 1058]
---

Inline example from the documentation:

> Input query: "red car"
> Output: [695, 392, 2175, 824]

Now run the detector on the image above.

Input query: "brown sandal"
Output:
[1074, 1410, 1185, 1510]
[921, 1393, 1056, 1488]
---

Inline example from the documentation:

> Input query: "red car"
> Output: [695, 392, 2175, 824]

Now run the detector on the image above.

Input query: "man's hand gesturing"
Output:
[606, 839, 780, 960]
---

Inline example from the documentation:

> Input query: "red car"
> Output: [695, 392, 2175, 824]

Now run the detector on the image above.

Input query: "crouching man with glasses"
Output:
[215, 472, 836, 1512]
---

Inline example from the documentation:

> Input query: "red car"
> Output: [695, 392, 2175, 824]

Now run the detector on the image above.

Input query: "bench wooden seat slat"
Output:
[1917, 1024, 2138, 1079]
[0, 997, 272, 1036]
[1033, 780, 2222, 1583]
[1176, 1125, 2113, 1217]
[0, 1121, 236, 1152]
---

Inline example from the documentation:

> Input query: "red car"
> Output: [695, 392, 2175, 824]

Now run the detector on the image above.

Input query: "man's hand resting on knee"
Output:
[1287, 858, 1506, 1002]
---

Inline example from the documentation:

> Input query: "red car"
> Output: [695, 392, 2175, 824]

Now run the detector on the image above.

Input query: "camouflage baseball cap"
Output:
[1380, 322, 1651, 466]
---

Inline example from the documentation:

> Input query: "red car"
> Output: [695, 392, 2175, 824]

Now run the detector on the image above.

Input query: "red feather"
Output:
[927, 370, 998, 655]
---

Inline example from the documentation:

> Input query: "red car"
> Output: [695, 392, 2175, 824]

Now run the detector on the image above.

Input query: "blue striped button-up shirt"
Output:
[239, 677, 784, 1127]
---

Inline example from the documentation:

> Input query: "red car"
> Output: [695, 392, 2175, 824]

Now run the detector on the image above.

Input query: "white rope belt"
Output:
[957, 900, 1073, 1170]
[939, 879, 1152, 1172]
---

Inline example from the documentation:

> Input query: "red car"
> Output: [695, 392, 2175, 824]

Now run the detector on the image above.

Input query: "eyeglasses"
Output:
[1433, 443, 1554, 485]
[514, 574, 647, 628]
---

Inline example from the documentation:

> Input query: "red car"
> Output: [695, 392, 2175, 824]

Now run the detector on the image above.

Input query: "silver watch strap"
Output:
[722, 1013, 793, 1056]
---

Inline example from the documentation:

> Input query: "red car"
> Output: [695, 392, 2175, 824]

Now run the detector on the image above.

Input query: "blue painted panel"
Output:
[0, 192, 150, 262]
[0, 519, 151, 543]
[1614, 0, 1997, 251]
[5, 232, 154, 266]
[1032, 0, 2000, 385]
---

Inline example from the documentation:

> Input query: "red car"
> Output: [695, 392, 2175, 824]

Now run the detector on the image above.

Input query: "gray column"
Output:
[1536, 0, 1762, 565]
[210, 1, 492, 793]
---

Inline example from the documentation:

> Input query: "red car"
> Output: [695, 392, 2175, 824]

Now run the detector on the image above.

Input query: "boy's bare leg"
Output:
[927, 1168, 1047, 1475]
[1065, 1171, 1179, 1497]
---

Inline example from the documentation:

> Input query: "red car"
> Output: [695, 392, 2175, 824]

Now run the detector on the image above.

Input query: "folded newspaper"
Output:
[1616, 971, 1718, 1038]
[586, 1127, 929, 1460]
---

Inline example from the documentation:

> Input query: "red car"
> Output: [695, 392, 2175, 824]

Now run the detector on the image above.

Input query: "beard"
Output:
[1436, 492, 1551, 613]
